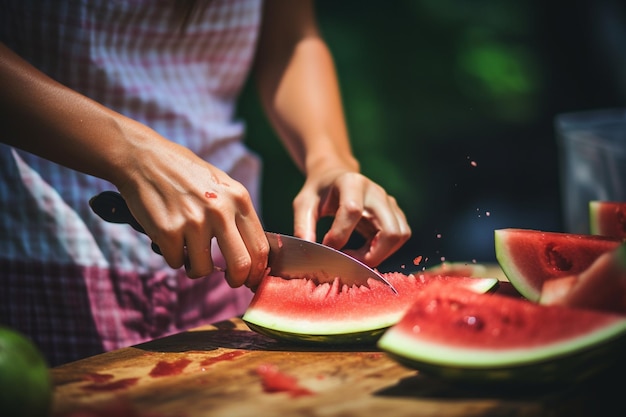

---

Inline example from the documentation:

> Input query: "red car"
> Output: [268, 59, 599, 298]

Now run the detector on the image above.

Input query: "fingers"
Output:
[344, 196, 411, 267]
[216, 209, 269, 290]
[125, 183, 268, 290]
[183, 226, 217, 279]
[313, 173, 411, 267]
[121, 191, 188, 269]
[292, 192, 320, 243]
[157, 217, 268, 290]
[180, 187, 268, 289]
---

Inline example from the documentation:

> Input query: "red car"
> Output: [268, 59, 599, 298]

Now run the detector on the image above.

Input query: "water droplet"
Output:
[457, 315, 484, 331]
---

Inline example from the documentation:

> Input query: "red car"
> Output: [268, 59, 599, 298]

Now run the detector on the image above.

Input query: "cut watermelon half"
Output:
[494, 228, 622, 302]
[590, 201, 626, 239]
[243, 272, 498, 344]
[378, 283, 626, 384]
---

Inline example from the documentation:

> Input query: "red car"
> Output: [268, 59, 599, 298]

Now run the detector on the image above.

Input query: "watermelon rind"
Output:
[382, 335, 626, 385]
[379, 320, 626, 369]
[244, 322, 387, 345]
[494, 228, 621, 302]
[242, 306, 402, 341]
[243, 274, 499, 345]
[424, 261, 488, 277]
[378, 288, 626, 384]
[589, 200, 626, 239]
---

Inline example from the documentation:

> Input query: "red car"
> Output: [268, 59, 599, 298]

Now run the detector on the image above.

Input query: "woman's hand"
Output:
[254, 1, 411, 267]
[1, 42, 269, 289]
[292, 167, 411, 268]
[115, 132, 269, 290]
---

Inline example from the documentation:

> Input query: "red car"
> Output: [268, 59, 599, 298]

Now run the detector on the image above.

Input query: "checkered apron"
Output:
[0, 0, 262, 366]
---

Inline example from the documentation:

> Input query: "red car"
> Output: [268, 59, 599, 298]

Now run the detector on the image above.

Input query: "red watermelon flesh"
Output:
[495, 228, 622, 302]
[378, 282, 626, 383]
[540, 243, 626, 315]
[590, 201, 626, 239]
[243, 272, 498, 343]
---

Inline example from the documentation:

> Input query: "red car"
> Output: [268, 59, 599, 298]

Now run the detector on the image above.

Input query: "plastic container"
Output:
[556, 108, 626, 234]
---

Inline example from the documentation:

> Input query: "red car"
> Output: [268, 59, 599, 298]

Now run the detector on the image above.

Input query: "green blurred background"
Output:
[237, 0, 626, 271]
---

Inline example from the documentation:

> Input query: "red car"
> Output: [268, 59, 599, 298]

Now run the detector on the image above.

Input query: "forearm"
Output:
[0, 42, 150, 188]
[254, 0, 359, 177]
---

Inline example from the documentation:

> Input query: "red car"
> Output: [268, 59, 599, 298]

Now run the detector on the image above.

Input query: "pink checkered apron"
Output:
[0, 0, 262, 365]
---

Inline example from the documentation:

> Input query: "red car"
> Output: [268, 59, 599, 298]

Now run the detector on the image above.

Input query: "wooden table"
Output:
[51, 314, 624, 417]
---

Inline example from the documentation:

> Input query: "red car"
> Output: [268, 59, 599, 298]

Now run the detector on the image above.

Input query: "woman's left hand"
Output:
[292, 168, 411, 268]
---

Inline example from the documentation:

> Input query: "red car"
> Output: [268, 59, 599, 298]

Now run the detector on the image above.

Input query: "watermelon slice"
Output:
[377, 283, 626, 384]
[425, 261, 488, 277]
[494, 228, 622, 302]
[540, 242, 626, 315]
[590, 201, 626, 239]
[242, 272, 498, 344]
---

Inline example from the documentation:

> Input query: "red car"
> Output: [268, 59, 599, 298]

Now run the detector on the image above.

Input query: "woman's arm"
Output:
[254, 0, 411, 266]
[0, 42, 269, 288]
[0, 42, 139, 184]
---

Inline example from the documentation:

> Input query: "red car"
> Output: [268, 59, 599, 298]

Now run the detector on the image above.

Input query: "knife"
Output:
[89, 191, 396, 293]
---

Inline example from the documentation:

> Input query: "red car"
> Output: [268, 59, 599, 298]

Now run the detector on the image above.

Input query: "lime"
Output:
[0, 326, 52, 417]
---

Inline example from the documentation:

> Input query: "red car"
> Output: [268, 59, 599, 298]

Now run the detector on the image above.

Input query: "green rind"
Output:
[242, 309, 402, 339]
[617, 242, 626, 269]
[380, 330, 626, 385]
[589, 200, 601, 235]
[494, 229, 540, 301]
[244, 321, 387, 345]
[589, 200, 626, 239]
[378, 318, 626, 368]
[424, 262, 488, 277]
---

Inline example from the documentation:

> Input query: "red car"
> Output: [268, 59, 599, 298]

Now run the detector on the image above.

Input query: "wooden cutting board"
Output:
[51, 317, 624, 417]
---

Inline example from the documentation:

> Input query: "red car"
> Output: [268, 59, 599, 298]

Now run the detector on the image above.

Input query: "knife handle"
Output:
[89, 191, 163, 255]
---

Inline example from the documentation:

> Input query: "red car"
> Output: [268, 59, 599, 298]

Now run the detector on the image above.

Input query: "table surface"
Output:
[51, 269, 624, 417]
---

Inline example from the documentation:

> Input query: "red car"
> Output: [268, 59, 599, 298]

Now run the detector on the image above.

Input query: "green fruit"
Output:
[0, 326, 52, 417]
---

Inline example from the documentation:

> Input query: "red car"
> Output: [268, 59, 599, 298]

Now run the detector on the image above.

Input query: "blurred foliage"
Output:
[237, 0, 625, 270]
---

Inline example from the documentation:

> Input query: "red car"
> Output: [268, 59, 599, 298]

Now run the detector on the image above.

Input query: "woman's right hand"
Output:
[1, 42, 269, 290]
[114, 127, 269, 290]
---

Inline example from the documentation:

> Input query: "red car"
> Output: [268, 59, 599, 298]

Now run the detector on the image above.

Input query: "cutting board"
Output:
[51, 316, 624, 417]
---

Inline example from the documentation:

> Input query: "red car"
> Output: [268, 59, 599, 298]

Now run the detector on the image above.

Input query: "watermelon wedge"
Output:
[377, 283, 626, 384]
[540, 242, 626, 315]
[425, 261, 488, 277]
[494, 228, 622, 302]
[590, 201, 626, 239]
[243, 272, 498, 344]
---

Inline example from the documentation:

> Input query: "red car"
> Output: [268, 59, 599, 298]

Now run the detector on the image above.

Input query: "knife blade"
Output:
[89, 191, 397, 293]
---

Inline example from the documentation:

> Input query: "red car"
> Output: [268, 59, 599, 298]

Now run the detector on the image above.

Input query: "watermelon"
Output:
[494, 228, 622, 302]
[590, 201, 626, 239]
[377, 282, 626, 384]
[540, 242, 626, 315]
[425, 261, 488, 277]
[242, 272, 499, 344]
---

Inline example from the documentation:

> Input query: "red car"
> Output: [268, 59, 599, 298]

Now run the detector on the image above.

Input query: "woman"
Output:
[0, 0, 410, 366]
